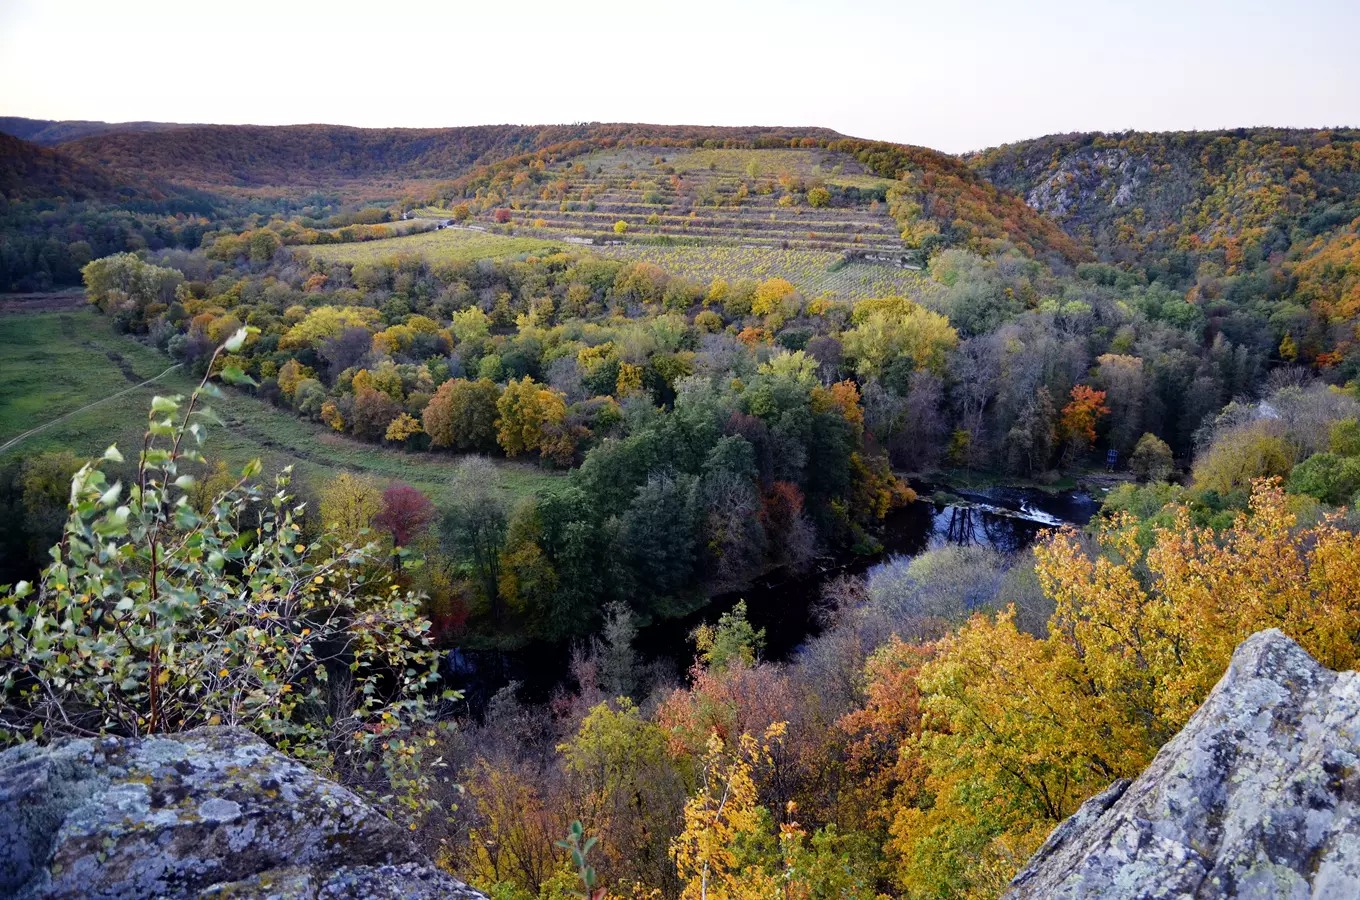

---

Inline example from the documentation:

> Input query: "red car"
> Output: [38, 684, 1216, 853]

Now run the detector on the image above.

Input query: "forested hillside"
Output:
[0, 115, 190, 146]
[971, 129, 1360, 368]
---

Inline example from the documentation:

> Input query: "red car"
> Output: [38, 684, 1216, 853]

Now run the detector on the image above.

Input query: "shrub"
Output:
[0, 331, 452, 820]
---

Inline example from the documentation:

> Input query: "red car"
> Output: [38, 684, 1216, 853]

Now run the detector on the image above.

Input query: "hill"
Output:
[0, 116, 190, 146]
[968, 128, 1360, 281]
[0, 132, 154, 203]
[55, 123, 847, 194]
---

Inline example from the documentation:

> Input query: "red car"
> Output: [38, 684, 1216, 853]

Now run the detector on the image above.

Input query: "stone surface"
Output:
[1006, 629, 1360, 899]
[0, 726, 485, 900]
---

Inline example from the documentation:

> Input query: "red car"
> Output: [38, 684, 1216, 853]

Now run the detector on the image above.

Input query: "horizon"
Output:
[3, 0, 1358, 155]
[4, 114, 1359, 157]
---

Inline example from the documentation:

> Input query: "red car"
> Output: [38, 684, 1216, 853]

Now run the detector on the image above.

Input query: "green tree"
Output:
[1130, 433, 1175, 482]
[440, 457, 510, 622]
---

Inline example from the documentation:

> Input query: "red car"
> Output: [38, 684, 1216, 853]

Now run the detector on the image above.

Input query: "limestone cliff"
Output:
[1006, 629, 1360, 898]
[0, 726, 485, 900]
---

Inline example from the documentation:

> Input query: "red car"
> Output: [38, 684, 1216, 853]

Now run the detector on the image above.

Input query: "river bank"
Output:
[441, 483, 1100, 714]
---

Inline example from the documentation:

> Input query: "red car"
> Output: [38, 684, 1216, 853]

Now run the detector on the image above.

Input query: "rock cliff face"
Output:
[1006, 629, 1360, 899]
[0, 726, 486, 900]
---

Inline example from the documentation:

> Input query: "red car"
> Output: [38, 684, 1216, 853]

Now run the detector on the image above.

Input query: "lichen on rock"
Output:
[0, 726, 485, 900]
[1005, 628, 1360, 899]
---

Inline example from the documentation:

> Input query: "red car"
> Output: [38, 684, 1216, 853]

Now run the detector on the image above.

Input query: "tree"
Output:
[842, 297, 958, 378]
[895, 479, 1360, 895]
[614, 220, 629, 235]
[692, 600, 766, 672]
[559, 699, 687, 892]
[351, 387, 401, 441]
[1058, 385, 1110, 463]
[319, 471, 383, 546]
[440, 457, 510, 622]
[16, 450, 82, 565]
[0, 340, 448, 820]
[497, 377, 568, 458]
[374, 482, 435, 548]
[384, 412, 422, 443]
[807, 187, 831, 208]
[672, 726, 785, 900]
[1130, 433, 1175, 482]
[423, 377, 502, 451]
[1287, 452, 1360, 505]
[751, 278, 796, 317]
[1192, 421, 1294, 495]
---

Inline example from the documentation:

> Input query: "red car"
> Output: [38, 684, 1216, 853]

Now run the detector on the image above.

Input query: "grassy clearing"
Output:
[298, 228, 566, 265]
[0, 309, 564, 506]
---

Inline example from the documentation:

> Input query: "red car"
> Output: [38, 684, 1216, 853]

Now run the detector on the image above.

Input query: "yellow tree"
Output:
[895, 479, 1360, 898]
[319, 472, 384, 546]
[497, 377, 568, 458]
[672, 725, 785, 900]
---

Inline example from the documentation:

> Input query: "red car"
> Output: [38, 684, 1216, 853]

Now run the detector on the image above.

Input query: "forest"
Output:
[2, 118, 1360, 899]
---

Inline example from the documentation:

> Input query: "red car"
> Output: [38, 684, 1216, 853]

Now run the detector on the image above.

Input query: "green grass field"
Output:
[0, 309, 563, 505]
[299, 227, 566, 265]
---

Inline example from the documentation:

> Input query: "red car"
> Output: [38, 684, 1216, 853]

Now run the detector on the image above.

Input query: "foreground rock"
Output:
[1006, 629, 1360, 899]
[0, 726, 485, 899]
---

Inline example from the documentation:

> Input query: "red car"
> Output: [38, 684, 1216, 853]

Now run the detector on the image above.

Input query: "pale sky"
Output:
[2, 0, 1357, 153]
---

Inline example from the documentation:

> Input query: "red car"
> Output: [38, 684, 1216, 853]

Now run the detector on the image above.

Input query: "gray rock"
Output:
[1005, 628, 1360, 899]
[0, 726, 486, 900]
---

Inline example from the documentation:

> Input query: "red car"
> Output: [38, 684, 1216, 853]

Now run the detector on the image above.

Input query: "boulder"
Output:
[0, 726, 485, 900]
[1006, 628, 1360, 899]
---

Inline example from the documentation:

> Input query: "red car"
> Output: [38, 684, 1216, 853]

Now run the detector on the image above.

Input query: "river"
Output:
[442, 484, 1099, 712]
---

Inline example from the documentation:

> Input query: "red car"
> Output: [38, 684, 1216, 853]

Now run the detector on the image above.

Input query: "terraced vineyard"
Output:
[368, 146, 920, 297]
[593, 244, 936, 300]
[471, 146, 910, 254]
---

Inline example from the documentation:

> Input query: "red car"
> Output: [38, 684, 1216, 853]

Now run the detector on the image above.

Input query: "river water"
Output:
[443, 485, 1099, 712]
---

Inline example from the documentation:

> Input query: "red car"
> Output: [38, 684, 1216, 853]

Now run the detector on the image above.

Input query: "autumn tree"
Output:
[894, 479, 1360, 896]
[319, 472, 384, 546]
[672, 725, 785, 900]
[1058, 384, 1109, 464]
[497, 377, 569, 459]
[374, 482, 436, 548]
[439, 457, 510, 622]
[423, 377, 502, 452]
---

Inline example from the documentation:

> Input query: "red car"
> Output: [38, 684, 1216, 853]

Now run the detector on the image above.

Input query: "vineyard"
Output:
[593, 244, 936, 300]
[291, 146, 924, 297]
[454, 146, 910, 256]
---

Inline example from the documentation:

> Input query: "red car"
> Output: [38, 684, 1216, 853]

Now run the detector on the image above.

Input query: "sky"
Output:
[2, 0, 1358, 153]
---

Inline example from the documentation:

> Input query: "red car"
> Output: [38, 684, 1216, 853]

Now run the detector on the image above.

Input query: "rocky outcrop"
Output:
[0, 726, 486, 900]
[1006, 629, 1360, 899]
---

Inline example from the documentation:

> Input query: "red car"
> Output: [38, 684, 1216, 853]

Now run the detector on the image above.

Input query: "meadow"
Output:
[299, 227, 566, 265]
[0, 308, 562, 505]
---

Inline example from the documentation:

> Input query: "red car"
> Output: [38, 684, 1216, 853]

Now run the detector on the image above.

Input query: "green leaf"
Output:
[150, 395, 179, 413]
[115, 597, 134, 612]
[103, 445, 124, 463]
[221, 367, 258, 387]
[223, 328, 248, 353]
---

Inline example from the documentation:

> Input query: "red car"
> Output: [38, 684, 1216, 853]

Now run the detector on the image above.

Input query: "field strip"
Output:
[0, 364, 181, 453]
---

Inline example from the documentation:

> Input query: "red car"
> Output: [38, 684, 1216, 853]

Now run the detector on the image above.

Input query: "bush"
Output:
[0, 332, 453, 821]
[1130, 433, 1174, 482]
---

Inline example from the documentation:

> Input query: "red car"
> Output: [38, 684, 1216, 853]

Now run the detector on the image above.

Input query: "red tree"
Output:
[374, 482, 435, 547]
